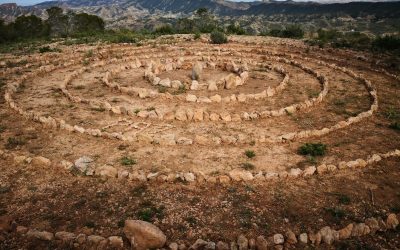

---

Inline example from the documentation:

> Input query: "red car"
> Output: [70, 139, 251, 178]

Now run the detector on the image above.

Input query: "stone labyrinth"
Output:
[2, 36, 400, 183]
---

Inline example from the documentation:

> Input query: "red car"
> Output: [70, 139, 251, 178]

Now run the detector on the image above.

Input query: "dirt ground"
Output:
[0, 35, 399, 249]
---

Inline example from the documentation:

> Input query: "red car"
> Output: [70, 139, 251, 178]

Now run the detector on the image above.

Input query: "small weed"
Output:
[131, 184, 147, 197]
[82, 59, 89, 66]
[85, 49, 94, 58]
[306, 88, 319, 98]
[172, 85, 186, 95]
[0, 125, 6, 133]
[0, 186, 11, 194]
[389, 122, 400, 131]
[91, 107, 105, 112]
[121, 156, 136, 166]
[306, 155, 317, 164]
[146, 107, 155, 111]
[338, 194, 351, 205]
[186, 216, 197, 226]
[158, 86, 167, 93]
[134, 109, 141, 114]
[137, 201, 164, 222]
[298, 143, 327, 156]
[39, 46, 56, 53]
[241, 162, 255, 170]
[85, 221, 95, 228]
[325, 207, 346, 219]
[384, 107, 399, 120]
[74, 85, 85, 90]
[244, 150, 256, 159]
[5, 137, 25, 149]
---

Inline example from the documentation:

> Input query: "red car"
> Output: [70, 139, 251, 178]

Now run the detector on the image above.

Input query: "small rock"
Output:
[96, 165, 118, 178]
[298, 233, 308, 244]
[171, 80, 182, 89]
[319, 226, 337, 245]
[216, 241, 229, 250]
[229, 169, 254, 182]
[55, 231, 76, 242]
[208, 81, 218, 91]
[159, 78, 171, 88]
[16, 226, 28, 234]
[351, 223, 370, 237]
[31, 156, 51, 167]
[184, 173, 196, 182]
[0, 216, 12, 233]
[169, 242, 179, 250]
[273, 234, 284, 245]
[308, 231, 321, 246]
[108, 236, 124, 248]
[237, 234, 248, 250]
[386, 213, 399, 229]
[27, 229, 54, 241]
[285, 229, 297, 244]
[255, 236, 268, 250]
[192, 62, 203, 80]
[123, 220, 166, 250]
[338, 223, 353, 240]
[187, 94, 197, 102]
[190, 80, 199, 90]
[74, 156, 94, 173]
[60, 160, 74, 171]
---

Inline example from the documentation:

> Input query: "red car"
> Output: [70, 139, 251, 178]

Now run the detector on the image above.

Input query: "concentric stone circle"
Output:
[4, 37, 399, 182]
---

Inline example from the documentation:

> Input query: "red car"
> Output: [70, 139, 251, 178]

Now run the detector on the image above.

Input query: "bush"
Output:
[245, 150, 256, 159]
[241, 162, 255, 170]
[154, 24, 174, 35]
[373, 35, 400, 51]
[121, 156, 136, 166]
[298, 143, 327, 156]
[39, 46, 52, 53]
[194, 32, 201, 40]
[227, 24, 246, 35]
[267, 25, 304, 39]
[210, 31, 228, 44]
[389, 122, 400, 131]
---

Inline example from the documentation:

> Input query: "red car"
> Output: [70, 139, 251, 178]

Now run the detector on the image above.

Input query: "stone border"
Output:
[1, 199, 398, 248]
[3, 146, 399, 184]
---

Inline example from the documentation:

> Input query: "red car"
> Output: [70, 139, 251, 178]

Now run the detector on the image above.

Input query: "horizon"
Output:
[0, 0, 397, 7]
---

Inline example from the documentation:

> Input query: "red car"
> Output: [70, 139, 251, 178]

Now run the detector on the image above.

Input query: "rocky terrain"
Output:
[0, 34, 399, 249]
[1, 0, 400, 32]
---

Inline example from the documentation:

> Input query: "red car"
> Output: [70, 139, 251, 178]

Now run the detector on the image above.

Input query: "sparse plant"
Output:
[194, 32, 201, 40]
[245, 150, 256, 159]
[338, 194, 351, 205]
[241, 162, 255, 170]
[0, 125, 5, 133]
[146, 107, 155, 111]
[389, 122, 400, 131]
[324, 207, 346, 219]
[158, 86, 167, 93]
[85, 49, 94, 58]
[5, 137, 25, 149]
[298, 143, 327, 156]
[121, 156, 136, 166]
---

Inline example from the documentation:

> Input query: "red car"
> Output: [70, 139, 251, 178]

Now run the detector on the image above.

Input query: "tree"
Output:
[71, 13, 104, 34]
[13, 15, 47, 39]
[46, 7, 68, 37]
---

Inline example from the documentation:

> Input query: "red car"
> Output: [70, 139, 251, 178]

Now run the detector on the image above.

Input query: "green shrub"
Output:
[227, 24, 246, 35]
[241, 163, 255, 170]
[121, 156, 136, 166]
[389, 122, 400, 131]
[373, 35, 400, 51]
[245, 150, 256, 159]
[210, 31, 228, 44]
[194, 32, 201, 40]
[298, 143, 327, 156]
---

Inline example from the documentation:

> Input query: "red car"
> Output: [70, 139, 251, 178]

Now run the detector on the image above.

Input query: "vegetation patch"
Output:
[298, 143, 327, 156]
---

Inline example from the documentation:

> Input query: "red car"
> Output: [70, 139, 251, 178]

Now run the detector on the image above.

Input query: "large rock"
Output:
[208, 81, 218, 91]
[27, 229, 54, 241]
[123, 220, 166, 250]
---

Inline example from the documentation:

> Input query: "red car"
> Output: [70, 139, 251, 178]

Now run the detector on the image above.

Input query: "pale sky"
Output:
[0, 0, 394, 7]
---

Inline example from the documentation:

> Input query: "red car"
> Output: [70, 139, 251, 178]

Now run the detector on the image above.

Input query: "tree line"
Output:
[0, 7, 104, 43]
